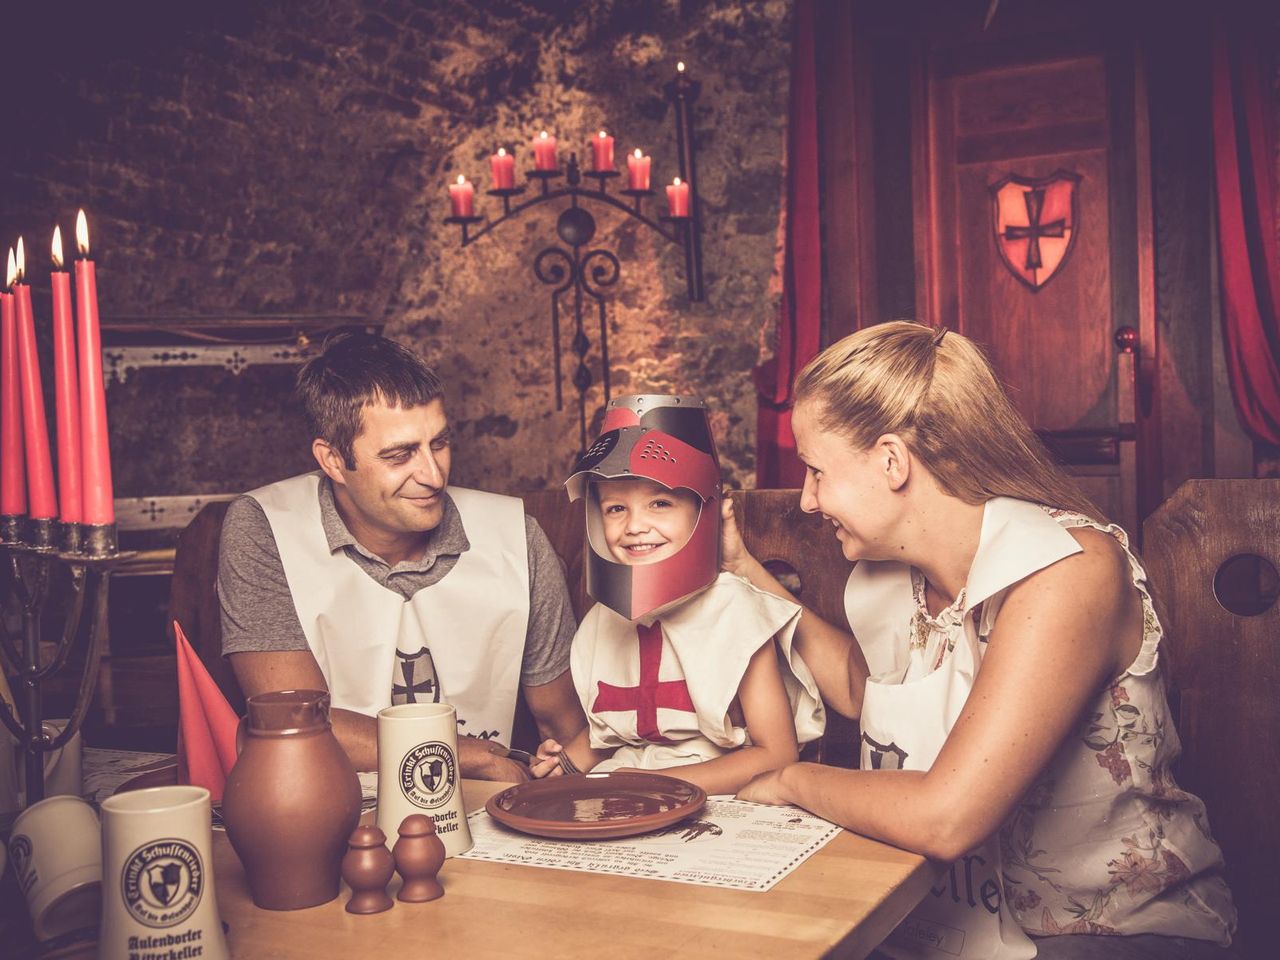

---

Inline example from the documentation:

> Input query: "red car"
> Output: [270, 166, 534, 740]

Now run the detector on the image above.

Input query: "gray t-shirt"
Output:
[217, 477, 574, 686]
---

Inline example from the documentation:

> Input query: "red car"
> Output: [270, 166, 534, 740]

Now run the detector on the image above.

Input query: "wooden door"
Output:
[911, 13, 1157, 536]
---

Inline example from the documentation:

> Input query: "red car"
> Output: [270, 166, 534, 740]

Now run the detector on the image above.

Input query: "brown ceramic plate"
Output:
[114, 761, 179, 793]
[485, 771, 707, 840]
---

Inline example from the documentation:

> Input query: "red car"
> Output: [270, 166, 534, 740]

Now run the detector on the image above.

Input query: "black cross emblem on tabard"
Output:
[1000, 188, 1066, 270]
[392, 647, 440, 704]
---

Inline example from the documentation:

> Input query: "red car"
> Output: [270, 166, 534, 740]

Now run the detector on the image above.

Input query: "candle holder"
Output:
[446, 68, 705, 452]
[0, 522, 133, 811]
[0, 513, 22, 545]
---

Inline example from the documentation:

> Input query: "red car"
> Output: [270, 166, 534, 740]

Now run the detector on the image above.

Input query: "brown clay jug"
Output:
[221, 689, 362, 910]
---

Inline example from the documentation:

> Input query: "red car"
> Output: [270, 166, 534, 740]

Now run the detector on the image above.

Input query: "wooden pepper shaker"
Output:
[393, 814, 446, 902]
[342, 825, 395, 914]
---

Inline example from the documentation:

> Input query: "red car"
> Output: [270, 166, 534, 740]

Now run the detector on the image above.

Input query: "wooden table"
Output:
[213, 781, 939, 960]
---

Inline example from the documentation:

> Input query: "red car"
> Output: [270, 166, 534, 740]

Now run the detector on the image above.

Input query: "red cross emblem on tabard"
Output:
[592, 621, 695, 743]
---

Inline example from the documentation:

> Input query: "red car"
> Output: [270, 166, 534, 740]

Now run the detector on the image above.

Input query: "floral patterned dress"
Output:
[902, 505, 1236, 944]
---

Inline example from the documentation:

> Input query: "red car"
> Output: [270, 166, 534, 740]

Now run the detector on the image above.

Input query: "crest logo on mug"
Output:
[122, 839, 204, 927]
[400, 741, 456, 809]
[9, 834, 35, 893]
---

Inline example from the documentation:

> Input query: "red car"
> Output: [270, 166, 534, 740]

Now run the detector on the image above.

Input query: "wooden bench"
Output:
[1143, 479, 1280, 960]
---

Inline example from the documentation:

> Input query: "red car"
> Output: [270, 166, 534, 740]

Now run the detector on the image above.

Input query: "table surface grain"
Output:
[212, 780, 939, 960]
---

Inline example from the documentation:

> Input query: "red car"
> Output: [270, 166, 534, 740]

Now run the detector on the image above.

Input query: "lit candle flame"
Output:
[52, 225, 64, 270]
[15, 237, 24, 283]
[456, 174, 467, 185]
[634, 148, 643, 159]
[76, 209, 90, 257]
[673, 177, 683, 186]
[5, 249, 14, 289]
[497, 147, 507, 157]
[677, 61, 686, 73]
[599, 130, 607, 139]
[539, 130, 549, 140]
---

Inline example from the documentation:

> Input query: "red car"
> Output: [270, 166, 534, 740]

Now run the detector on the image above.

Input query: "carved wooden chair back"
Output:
[1142, 479, 1280, 959]
[168, 499, 243, 714]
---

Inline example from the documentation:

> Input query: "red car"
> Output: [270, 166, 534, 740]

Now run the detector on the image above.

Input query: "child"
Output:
[531, 395, 824, 795]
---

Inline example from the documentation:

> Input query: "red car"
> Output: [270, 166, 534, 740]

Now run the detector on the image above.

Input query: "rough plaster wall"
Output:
[0, 0, 791, 497]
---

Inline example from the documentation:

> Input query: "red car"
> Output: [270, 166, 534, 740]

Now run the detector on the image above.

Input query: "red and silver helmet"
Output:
[566, 395, 721, 620]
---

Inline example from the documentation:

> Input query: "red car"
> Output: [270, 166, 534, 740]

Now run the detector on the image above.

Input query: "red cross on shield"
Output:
[989, 169, 1082, 291]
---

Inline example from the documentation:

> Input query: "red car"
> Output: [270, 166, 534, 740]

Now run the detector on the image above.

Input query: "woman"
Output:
[726, 322, 1235, 959]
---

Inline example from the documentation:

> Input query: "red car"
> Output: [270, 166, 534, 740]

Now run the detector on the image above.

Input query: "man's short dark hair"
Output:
[296, 333, 444, 469]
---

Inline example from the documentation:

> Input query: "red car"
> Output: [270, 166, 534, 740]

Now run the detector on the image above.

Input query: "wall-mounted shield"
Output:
[989, 169, 1082, 291]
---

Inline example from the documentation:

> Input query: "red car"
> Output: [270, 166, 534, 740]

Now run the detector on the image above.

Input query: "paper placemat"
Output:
[459, 796, 841, 892]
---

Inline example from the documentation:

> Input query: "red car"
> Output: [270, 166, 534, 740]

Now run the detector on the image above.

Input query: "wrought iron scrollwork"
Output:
[445, 68, 704, 453]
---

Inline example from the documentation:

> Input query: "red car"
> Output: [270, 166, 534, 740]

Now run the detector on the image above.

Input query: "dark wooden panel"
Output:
[953, 57, 1106, 134]
[956, 120, 1109, 165]
[955, 147, 1114, 430]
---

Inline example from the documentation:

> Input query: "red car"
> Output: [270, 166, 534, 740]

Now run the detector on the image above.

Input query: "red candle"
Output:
[532, 130, 557, 171]
[12, 238, 58, 521]
[666, 177, 691, 217]
[489, 147, 515, 190]
[51, 226, 82, 524]
[448, 175, 475, 217]
[1, 250, 25, 518]
[75, 211, 114, 525]
[591, 130, 615, 172]
[627, 149, 652, 191]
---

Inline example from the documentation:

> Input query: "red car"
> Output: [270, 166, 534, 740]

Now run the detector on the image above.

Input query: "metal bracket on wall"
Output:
[100, 315, 377, 384]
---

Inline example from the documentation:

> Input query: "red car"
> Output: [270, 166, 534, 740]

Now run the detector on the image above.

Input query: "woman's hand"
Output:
[736, 766, 793, 806]
[720, 494, 756, 579]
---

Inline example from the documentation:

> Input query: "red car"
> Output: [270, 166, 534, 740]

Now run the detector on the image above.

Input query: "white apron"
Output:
[847, 498, 1084, 960]
[573, 572, 825, 771]
[251, 473, 529, 742]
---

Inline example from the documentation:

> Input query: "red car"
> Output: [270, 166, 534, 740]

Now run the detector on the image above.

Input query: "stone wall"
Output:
[0, 0, 791, 497]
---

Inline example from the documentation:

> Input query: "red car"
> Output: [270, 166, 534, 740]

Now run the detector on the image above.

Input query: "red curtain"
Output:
[755, 0, 822, 487]
[1211, 17, 1280, 446]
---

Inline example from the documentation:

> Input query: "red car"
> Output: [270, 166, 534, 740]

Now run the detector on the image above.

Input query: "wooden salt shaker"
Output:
[342, 825, 395, 914]
[393, 814, 446, 902]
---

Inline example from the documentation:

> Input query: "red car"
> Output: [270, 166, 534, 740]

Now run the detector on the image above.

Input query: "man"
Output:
[217, 333, 585, 780]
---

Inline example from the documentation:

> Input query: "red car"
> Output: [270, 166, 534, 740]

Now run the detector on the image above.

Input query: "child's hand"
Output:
[720, 493, 754, 578]
[736, 768, 791, 806]
[529, 739, 566, 779]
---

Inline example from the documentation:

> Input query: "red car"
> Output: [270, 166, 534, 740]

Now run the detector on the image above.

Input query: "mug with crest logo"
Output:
[376, 703, 473, 857]
[98, 785, 228, 960]
[9, 794, 102, 941]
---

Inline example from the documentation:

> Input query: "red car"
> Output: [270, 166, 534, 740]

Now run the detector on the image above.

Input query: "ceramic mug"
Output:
[98, 785, 229, 960]
[1, 718, 84, 813]
[9, 794, 103, 941]
[376, 703, 473, 857]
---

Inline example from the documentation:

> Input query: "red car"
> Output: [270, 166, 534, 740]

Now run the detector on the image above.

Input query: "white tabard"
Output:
[845, 498, 1088, 960]
[572, 572, 825, 771]
[250, 473, 529, 742]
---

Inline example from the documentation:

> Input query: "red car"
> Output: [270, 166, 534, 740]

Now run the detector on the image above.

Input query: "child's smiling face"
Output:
[596, 477, 701, 565]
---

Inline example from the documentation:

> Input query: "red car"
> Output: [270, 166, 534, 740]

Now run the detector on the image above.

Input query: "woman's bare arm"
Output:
[738, 530, 1142, 861]
[720, 496, 870, 717]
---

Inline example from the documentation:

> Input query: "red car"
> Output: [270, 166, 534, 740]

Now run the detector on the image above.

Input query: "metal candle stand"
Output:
[445, 67, 704, 454]
[0, 516, 132, 808]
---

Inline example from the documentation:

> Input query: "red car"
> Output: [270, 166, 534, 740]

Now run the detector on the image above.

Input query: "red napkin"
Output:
[174, 621, 240, 804]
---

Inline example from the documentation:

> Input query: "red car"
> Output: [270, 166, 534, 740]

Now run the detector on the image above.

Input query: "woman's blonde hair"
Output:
[793, 321, 1103, 521]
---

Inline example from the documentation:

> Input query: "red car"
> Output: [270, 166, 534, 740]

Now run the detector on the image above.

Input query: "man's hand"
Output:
[458, 736, 531, 783]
